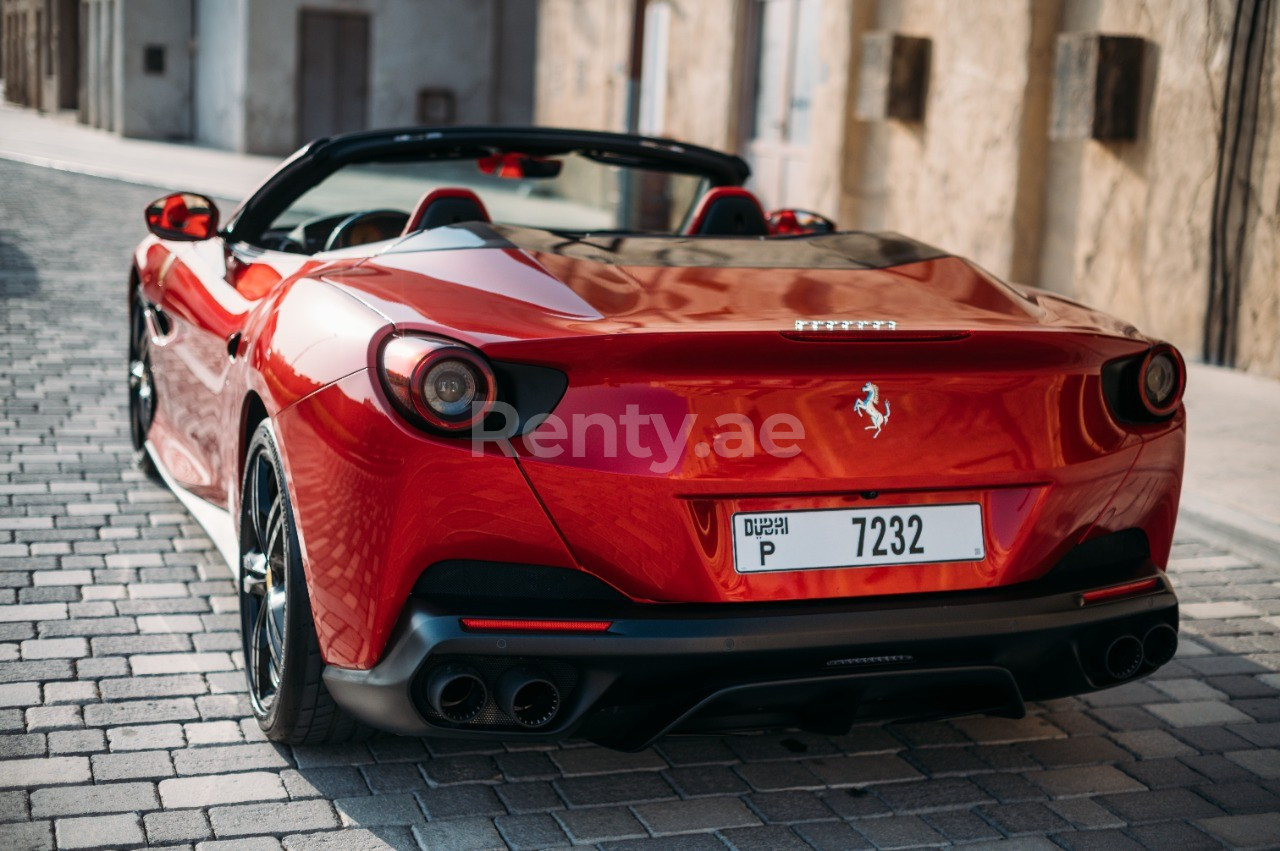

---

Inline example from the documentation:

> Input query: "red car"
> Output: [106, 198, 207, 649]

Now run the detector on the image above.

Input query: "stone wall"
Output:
[533, 0, 1280, 378]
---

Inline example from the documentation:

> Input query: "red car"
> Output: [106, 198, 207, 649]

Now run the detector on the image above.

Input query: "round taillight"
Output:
[1138, 344, 1185, 417]
[380, 336, 496, 432]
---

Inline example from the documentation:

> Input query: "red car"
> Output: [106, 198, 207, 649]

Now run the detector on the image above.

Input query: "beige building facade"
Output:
[536, 0, 1280, 379]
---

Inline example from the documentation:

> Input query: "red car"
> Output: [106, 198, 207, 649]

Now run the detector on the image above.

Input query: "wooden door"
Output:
[298, 10, 370, 145]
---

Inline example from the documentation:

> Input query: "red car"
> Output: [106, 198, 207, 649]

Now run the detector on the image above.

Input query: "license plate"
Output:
[732, 504, 985, 573]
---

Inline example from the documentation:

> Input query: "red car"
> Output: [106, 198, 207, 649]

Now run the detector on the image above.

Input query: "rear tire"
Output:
[239, 420, 369, 744]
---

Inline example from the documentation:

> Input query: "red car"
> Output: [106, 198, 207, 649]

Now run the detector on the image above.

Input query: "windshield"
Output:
[261, 152, 710, 254]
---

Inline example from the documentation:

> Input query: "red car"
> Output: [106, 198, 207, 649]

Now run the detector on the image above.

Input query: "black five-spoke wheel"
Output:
[237, 421, 366, 743]
[128, 291, 160, 478]
[241, 442, 289, 715]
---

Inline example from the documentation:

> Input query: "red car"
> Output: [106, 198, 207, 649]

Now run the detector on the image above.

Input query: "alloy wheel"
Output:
[128, 295, 155, 450]
[240, 446, 290, 714]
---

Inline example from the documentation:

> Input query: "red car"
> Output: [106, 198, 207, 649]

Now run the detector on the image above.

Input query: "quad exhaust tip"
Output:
[496, 666, 561, 728]
[1103, 635, 1144, 680]
[424, 663, 488, 723]
[1142, 623, 1178, 668]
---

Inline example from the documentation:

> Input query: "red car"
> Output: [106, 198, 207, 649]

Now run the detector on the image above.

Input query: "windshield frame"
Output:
[223, 126, 750, 247]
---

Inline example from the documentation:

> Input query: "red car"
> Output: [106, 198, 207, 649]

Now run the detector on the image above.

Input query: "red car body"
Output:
[130, 127, 1183, 748]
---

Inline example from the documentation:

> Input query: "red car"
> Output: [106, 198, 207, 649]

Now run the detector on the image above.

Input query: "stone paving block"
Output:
[1097, 788, 1225, 823]
[1046, 797, 1126, 829]
[359, 761, 427, 794]
[495, 781, 563, 815]
[1029, 764, 1147, 798]
[921, 809, 1004, 843]
[412, 816, 506, 851]
[1225, 747, 1280, 779]
[719, 824, 813, 850]
[792, 821, 876, 850]
[99, 673, 208, 700]
[655, 736, 739, 766]
[744, 790, 837, 824]
[664, 765, 751, 798]
[333, 793, 423, 826]
[493, 813, 569, 851]
[130, 652, 234, 675]
[280, 767, 369, 800]
[145, 810, 213, 844]
[1051, 828, 1146, 850]
[46, 729, 104, 755]
[172, 742, 289, 775]
[42, 681, 97, 705]
[26, 705, 82, 731]
[19, 638, 87, 659]
[54, 813, 144, 849]
[852, 814, 948, 848]
[282, 827, 418, 851]
[416, 784, 505, 820]
[0, 682, 41, 708]
[1127, 821, 1224, 850]
[30, 781, 158, 817]
[159, 771, 288, 808]
[1121, 756, 1210, 789]
[1110, 729, 1198, 759]
[91, 749, 175, 781]
[1196, 812, 1280, 849]
[553, 807, 648, 844]
[198, 837, 283, 850]
[184, 720, 242, 745]
[633, 797, 761, 836]
[1146, 700, 1255, 727]
[492, 751, 560, 782]
[84, 698, 199, 727]
[977, 801, 1073, 836]
[870, 777, 993, 813]
[1020, 735, 1130, 767]
[550, 746, 667, 776]
[733, 760, 824, 791]
[107, 722, 186, 751]
[952, 715, 1065, 744]
[0, 756, 90, 789]
[208, 800, 338, 838]
[0, 732, 46, 759]
[0, 820, 54, 850]
[555, 771, 676, 807]
[803, 753, 923, 787]
[1195, 780, 1280, 815]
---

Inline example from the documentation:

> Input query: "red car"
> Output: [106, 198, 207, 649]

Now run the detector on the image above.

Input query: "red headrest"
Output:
[683, 187, 769, 236]
[403, 188, 491, 235]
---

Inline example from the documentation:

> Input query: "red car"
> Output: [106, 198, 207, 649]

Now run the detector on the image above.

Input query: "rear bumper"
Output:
[323, 561, 1178, 750]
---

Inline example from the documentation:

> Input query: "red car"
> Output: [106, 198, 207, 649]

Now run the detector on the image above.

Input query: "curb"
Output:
[1178, 497, 1280, 569]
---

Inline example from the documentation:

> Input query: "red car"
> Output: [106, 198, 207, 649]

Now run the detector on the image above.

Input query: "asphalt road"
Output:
[1, 159, 1279, 850]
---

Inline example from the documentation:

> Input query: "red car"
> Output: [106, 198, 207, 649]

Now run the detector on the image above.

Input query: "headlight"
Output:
[380, 335, 496, 432]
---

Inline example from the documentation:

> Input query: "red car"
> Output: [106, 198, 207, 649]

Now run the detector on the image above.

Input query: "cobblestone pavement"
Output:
[2, 158, 1279, 851]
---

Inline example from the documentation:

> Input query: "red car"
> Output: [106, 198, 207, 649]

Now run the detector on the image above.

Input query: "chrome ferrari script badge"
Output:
[794, 319, 898, 331]
[853, 382, 891, 438]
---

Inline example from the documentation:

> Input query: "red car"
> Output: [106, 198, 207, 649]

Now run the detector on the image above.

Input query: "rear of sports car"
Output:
[287, 241, 1184, 750]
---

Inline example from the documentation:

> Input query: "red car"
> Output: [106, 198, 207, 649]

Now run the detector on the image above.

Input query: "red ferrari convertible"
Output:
[129, 127, 1184, 748]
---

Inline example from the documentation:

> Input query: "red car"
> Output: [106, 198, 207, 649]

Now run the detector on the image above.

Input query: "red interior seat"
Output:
[684, 187, 770, 236]
[402, 188, 491, 235]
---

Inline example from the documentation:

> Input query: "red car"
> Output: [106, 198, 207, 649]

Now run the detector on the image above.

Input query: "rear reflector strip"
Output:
[460, 618, 612, 633]
[1079, 577, 1161, 606]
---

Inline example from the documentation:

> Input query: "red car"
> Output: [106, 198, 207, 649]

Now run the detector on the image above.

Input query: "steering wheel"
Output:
[767, 209, 837, 236]
[323, 209, 410, 252]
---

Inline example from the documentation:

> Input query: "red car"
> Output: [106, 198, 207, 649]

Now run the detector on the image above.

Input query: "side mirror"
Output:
[767, 209, 837, 236]
[145, 193, 220, 241]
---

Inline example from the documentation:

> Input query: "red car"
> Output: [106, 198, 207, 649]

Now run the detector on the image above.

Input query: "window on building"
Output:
[143, 44, 165, 75]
